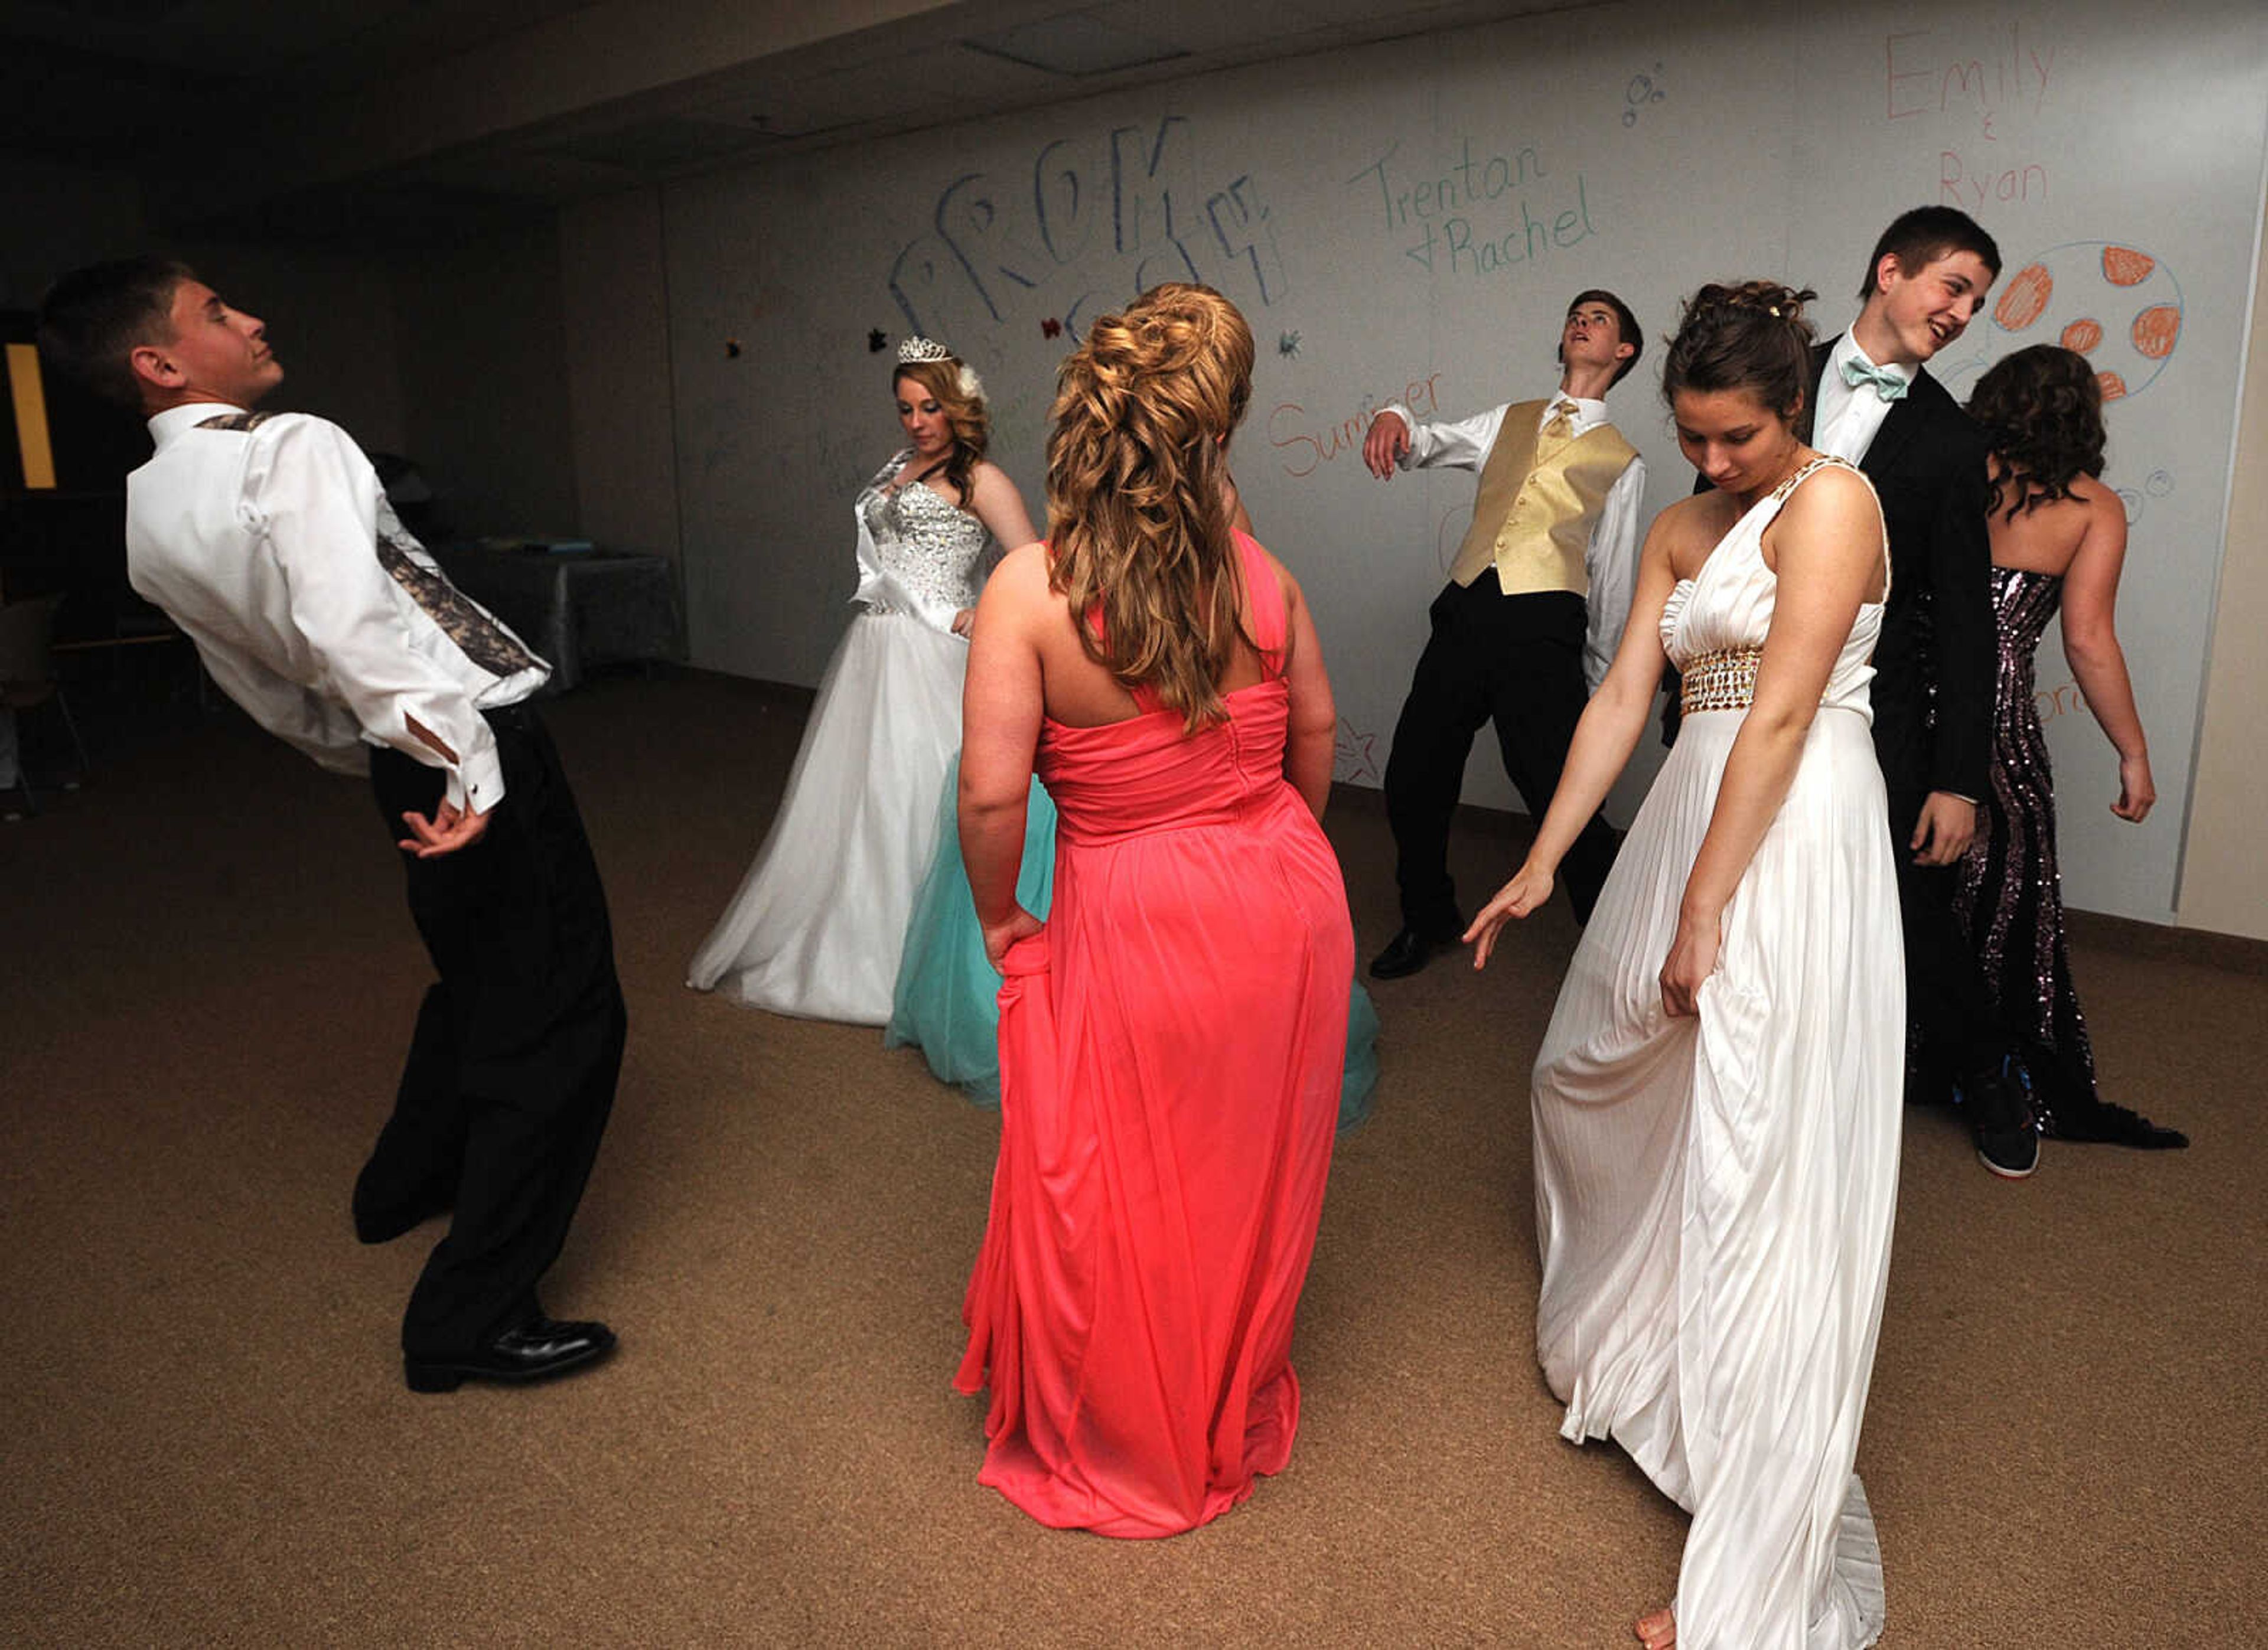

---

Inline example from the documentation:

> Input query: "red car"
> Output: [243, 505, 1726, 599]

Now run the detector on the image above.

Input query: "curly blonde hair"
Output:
[1045, 283, 1256, 731]
[892, 357, 989, 507]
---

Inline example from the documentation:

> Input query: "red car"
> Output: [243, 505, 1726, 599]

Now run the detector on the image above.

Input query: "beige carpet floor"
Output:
[3, 669, 2262, 1647]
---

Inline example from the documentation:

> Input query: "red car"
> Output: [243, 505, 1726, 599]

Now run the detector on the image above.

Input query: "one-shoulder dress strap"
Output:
[1770, 452, 1855, 501]
[1773, 454, 1892, 601]
[1235, 531, 1289, 676]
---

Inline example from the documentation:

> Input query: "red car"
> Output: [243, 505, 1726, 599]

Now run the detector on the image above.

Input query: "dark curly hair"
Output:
[1660, 281, 1819, 422]
[1966, 345, 2106, 520]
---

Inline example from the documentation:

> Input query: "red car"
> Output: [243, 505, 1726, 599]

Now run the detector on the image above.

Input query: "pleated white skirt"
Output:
[1532, 704, 1902, 1649]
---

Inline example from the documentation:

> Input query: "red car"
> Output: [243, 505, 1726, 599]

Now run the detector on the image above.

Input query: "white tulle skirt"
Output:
[1532, 704, 1903, 1649]
[687, 609, 966, 1024]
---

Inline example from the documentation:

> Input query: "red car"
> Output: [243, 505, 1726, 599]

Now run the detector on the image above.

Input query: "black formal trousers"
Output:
[1887, 784, 2009, 1096]
[1384, 575, 1617, 932]
[1820, 345, 2000, 1097]
[364, 704, 625, 1357]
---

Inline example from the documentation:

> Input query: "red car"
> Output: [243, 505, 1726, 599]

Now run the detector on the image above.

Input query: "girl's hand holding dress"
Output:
[1657, 906, 1722, 1019]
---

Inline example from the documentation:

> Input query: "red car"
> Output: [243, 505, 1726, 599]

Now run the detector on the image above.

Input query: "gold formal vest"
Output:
[1448, 399, 1639, 595]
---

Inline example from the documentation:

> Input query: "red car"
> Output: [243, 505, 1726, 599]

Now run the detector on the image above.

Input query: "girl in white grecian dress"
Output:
[1467, 282, 1902, 1650]
[687, 339, 1037, 1023]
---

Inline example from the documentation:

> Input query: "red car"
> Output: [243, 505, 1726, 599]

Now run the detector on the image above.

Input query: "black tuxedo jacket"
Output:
[1808, 338, 1995, 801]
[1684, 348, 1997, 795]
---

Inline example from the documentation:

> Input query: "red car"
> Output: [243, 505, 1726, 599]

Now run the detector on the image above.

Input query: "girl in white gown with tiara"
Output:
[688, 339, 1037, 1023]
[1468, 282, 1902, 1649]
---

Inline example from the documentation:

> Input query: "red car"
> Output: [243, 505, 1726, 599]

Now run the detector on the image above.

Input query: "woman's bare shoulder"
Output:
[2066, 472, 2122, 518]
[1653, 490, 1734, 569]
[989, 538, 1052, 594]
[1781, 460, 1883, 534]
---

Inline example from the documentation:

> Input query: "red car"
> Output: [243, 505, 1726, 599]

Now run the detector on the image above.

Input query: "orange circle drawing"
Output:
[2131, 305, 2181, 359]
[1995, 263, 2052, 330]
[2102, 246, 2156, 286]
[2096, 371, 2128, 402]
[2059, 318, 2104, 353]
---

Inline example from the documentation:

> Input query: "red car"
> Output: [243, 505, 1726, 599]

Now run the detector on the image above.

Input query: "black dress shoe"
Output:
[1370, 927, 1454, 980]
[405, 1317, 617, 1393]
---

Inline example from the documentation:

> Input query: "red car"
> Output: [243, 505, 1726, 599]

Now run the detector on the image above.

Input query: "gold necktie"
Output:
[1536, 400, 1576, 458]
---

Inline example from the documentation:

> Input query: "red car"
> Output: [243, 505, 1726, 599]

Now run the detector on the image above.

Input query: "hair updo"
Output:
[1660, 281, 1820, 424]
[1966, 344, 2106, 520]
[1044, 281, 1257, 731]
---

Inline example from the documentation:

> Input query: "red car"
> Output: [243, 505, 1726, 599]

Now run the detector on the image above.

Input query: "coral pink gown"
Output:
[955, 533, 1353, 1537]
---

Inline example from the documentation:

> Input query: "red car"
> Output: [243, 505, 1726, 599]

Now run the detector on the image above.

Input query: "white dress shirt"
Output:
[1379, 393, 1646, 690]
[126, 403, 549, 813]
[1812, 333, 1915, 464]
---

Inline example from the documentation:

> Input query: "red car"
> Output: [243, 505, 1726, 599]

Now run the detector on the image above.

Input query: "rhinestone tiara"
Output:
[896, 336, 954, 364]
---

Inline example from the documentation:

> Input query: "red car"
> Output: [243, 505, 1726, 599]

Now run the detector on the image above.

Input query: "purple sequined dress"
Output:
[1954, 566, 2178, 1144]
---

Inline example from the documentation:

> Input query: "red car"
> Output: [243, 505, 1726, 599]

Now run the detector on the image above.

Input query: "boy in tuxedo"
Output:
[1808, 207, 2038, 1178]
[39, 258, 628, 1382]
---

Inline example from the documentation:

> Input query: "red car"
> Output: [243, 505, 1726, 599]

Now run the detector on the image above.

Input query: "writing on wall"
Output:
[1346, 137, 1601, 282]
[1885, 20, 2062, 214]
[887, 115, 1285, 345]
[1267, 371, 1446, 480]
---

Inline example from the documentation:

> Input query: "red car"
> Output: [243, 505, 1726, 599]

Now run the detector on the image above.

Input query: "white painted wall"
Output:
[556, 0, 2268, 932]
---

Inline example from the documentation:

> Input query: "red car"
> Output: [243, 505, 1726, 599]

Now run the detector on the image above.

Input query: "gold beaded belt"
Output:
[1681, 646, 1763, 713]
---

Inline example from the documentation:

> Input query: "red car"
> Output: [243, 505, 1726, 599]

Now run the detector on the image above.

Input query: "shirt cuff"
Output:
[455, 742, 507, 816]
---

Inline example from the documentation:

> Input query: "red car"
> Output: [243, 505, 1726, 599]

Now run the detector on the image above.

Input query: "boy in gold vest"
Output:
[1363, 290, 1644, 978]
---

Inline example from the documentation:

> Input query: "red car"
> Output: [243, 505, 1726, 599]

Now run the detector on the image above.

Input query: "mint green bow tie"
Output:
[1839, 357, 1909, 402]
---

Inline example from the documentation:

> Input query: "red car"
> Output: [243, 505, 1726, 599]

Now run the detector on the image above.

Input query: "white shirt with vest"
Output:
[126, 404, 549, 814]
[1379, 393, 1645, 690]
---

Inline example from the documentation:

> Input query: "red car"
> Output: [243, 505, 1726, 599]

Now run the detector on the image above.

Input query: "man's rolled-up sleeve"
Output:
[253, 419, 504, 814]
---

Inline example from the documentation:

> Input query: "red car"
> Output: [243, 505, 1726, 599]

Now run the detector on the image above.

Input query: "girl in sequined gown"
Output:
[1469, 285, 1900, 1650]
[687, 344, 1037, 1023]
[1957, 347, 2184, 1149]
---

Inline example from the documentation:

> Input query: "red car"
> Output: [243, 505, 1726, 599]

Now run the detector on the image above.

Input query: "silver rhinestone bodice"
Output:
[857, 450, 990, 618]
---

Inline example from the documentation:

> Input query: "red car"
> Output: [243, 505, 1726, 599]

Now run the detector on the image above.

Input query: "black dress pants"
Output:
[1885, 783, 2008, 1100]
[364, 705, 625, 1357]
[1383, 578, 1618, 933]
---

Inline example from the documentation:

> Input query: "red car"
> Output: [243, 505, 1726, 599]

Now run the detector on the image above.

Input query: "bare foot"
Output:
[1633, 1606, 1676, 1648]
